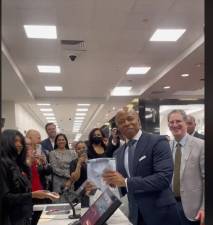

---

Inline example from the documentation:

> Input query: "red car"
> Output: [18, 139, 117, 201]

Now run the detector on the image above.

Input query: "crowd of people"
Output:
[0, 109, 204, 225]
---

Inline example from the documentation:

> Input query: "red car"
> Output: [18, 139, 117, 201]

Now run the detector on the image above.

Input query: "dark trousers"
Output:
[176, 201, 200, 225]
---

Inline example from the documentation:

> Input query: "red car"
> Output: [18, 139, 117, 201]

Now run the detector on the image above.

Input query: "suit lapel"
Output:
[180, 136, 193, 179]
[132, 132, 149, 174]
[116, 144, 128, 178]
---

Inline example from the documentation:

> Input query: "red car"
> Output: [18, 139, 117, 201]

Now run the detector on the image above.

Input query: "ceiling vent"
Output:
[61, 40, 87, 52]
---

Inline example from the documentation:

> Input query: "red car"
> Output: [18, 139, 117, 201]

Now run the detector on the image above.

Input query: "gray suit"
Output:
[170, 134, 204, 220]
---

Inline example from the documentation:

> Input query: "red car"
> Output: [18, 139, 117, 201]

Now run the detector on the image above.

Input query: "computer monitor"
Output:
[72, 188, 121, 225]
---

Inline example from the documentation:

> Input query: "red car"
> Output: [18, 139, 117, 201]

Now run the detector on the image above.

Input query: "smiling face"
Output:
[116, 109, 140, 140]
[168, 112, 187, 141]
[56, 135, 66, 149]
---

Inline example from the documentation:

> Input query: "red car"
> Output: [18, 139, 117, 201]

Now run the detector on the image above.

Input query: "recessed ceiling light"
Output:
[38, 65, 61, 73]
[75, 113, 86, 116]
[150, 29, 186, 42]
[181, 73, 189, 77]
[40, 108, 53, 112]
[126, 67, 151, 75]
[77, 104, 90, 106]
[76, 108, 88, 112]
[43, 113, 54, 116]
[163, 86, 171, 89]
[111, 86, 132, 96]
[45, 86, 63, 91]
[37, 103, 51, 106]
[46, 117, 56, 120]
[23, 25, 57, 39]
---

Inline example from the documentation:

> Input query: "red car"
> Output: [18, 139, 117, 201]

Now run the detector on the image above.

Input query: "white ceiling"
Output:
[2, 0, 204, 141]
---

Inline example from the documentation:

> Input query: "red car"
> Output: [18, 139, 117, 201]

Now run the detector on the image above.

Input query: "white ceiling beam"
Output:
[2, 41, 34, 100]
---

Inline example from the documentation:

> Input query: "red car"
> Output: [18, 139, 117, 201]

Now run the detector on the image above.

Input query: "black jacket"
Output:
[1, 158, 32, 225]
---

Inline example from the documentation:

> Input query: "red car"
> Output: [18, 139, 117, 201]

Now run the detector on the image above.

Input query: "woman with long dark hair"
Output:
[87, 128, 107, 159]
[49, 133, 76, 196]
[0, 129, 56, 225]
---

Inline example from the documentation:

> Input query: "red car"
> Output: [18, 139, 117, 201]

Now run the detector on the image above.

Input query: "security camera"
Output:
[69, 55, 77, 61]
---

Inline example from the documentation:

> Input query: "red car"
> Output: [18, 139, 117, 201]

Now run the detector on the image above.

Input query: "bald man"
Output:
[102, 107, 181, 225]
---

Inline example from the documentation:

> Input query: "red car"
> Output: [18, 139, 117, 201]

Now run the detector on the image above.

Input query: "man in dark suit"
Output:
[185, 115, 204, 140]
[41, 122, 57, 153]
[102, 107, 181, 225]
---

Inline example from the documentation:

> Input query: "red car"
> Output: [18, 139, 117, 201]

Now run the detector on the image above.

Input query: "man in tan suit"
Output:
[168, 109, 204, 225]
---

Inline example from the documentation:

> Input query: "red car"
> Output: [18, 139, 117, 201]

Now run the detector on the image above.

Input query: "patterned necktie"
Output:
[127, 139, 137, 176]
[173, 142, 182, 197]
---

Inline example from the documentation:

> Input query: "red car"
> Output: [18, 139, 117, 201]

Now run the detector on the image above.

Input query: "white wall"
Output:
[15, 104, 47, 139]
[2, 100, 16, 129]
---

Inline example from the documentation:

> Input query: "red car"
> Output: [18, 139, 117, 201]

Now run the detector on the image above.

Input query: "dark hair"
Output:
[1, 129, 30, 177]
[54, 133, 69, 150]
[75, 140, 86, 149]
[88, 128, 106, 148]
[45, 122, 56, 131]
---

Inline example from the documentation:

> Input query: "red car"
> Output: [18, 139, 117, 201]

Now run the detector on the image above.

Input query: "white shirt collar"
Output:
[126, 129, 142, 143]
[174, 133, 188, 147]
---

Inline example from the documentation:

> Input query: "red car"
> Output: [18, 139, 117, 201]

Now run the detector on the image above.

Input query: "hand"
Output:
[70, 172, 79, 182]
[195, 209, 205, 225]
[84, 181, 97, 196]
[34, 154, 46, 165]
[32, 190, 60, 201]
[102, 170, 126, 187]
[78, 154, 87, 165]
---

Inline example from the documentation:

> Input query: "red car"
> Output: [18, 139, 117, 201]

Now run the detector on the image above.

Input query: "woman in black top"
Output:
[87, 128, 107, 159]
[69, 141, 89, 207]
[1, 129, 56, 225]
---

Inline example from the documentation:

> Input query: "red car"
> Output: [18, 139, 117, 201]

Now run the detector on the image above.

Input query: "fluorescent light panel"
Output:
[77, 104, 90, 106]
[38, 65, 61, 73]
[75, 113, 86, 116]
[47, 120, 57, 123]
[127, 67, 151, 75]
[40, 108, 53, 112]
[111, 86, 132, 96]
[37, 103, 51, 106]
[46, 117, 56, 120]
[75, 117, 85, 120]
[45, 86, 63, 91]
[76, 108, 88, 112]
[150, 29, 186, 42]
[43, 113, 55, 116]
[24, 25, 57, 39]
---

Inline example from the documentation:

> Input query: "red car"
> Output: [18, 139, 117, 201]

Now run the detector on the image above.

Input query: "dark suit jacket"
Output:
[193, 131, 204, 140]
[41, 138, 54, 152]
[114, 131, 181, 225]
